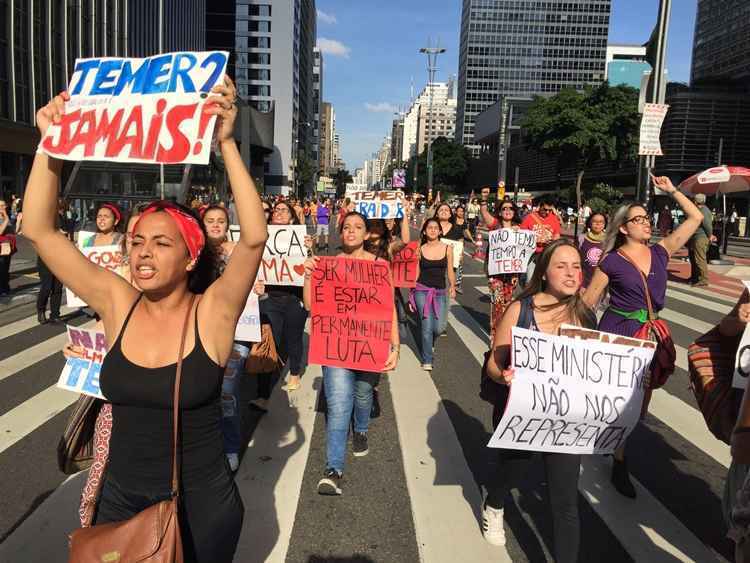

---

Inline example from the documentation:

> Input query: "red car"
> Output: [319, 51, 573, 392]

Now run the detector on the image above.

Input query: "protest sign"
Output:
[392, 242, 419, 288]
[234, 292, 261, 342]
[228, 224, 241, 242]
[732, 281, 750, 389]
[351, 191, 405, 219]
[441, 239, 464, 269]
[309, 257, 394, 371]
[258, 225, 308, 286]
[638, 103, 669, 156]
[56, 325, 107, 399]
[392, 169, 406, 188]
[487, 326, 655, 455]
[38, 51, 229, 165]
[487, 228, 536, 275]
[65, 244, 124, 308]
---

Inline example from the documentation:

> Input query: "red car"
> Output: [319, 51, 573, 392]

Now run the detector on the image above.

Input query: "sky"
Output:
[315, 0, 697, 172]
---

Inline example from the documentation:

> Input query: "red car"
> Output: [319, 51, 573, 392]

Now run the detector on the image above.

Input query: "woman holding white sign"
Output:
[584, 175, 702, 499]
[485, 239, 594, 559]
[25, 78, 267, 562]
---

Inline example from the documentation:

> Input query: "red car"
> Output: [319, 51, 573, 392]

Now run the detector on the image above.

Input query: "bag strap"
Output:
[617, 248, 656, 321]
[171, 294, 197, 498]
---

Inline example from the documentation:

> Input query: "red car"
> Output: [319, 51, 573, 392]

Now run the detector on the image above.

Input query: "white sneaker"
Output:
[226, 453, 239, 472]
[421, 363, 433, 371]
[482, 504, 506, 546]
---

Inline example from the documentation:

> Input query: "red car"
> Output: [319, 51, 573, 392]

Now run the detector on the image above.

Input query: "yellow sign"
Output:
[498, 182, 505, 200]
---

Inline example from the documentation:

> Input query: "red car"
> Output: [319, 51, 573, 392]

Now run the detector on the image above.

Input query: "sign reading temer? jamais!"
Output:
[38, 51, 229, 165]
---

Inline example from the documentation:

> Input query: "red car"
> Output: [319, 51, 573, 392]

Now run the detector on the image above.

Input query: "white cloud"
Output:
[316, 9, 337, 24]
[364, 102, 398, 113]
[317, 38, 351, 59]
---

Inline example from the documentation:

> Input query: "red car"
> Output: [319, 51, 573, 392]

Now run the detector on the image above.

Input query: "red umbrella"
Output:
[678, 166, 750, 195]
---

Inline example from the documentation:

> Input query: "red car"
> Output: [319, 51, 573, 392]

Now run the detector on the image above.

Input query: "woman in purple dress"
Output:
[584, 175, 703, 498]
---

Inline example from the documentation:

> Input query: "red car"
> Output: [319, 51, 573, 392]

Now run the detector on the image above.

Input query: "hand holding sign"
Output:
[487, 228, 536, 275]
[202, 76, 237, 144]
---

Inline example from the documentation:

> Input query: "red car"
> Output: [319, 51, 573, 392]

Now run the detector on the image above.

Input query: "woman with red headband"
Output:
[23, 77, 267, 562]
[81, 203, 123, 248]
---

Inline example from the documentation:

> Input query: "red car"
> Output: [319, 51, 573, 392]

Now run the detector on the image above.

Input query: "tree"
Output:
[405, 137, 470, 194]
[332, 169, 353, 198]
[296, 153, 317, 195]
[522, 83, 639, 233]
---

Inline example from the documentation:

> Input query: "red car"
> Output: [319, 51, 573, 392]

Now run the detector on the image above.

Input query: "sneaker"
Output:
[370, 388, 381, 419]
[352, 432, 369, 457]
[421, 363, 433, 372]
[226, 453, 239, 472]
[482, 503, 506, 546]
[317, 468, 343, 495]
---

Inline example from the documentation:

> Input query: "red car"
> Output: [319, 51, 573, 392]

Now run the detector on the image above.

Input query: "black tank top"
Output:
[99, 295, 225, 491]
[417, 247, 447, 289]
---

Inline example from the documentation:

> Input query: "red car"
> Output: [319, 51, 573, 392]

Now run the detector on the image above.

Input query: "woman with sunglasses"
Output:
[583, 175, 702, 499]
[24, 78, 267, 562]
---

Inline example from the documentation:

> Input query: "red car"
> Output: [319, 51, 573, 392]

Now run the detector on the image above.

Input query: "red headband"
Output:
[100, 203, 121, 224]
[134, 203, 205, 261]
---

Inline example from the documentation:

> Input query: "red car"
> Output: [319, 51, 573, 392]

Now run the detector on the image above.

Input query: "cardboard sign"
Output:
[309, 257, 394, 372]
[638, 103, 669, 156]
[234, 292, 261, 342]
[38, 51, 229, 165]
[56, 325, 107, 399]
[392, 241, 419, 288]
[487, 326, 656, 455]
[65, 244, 124, 308]
[733, 281, 750, 389]
[258, 225, 308, 286]
[351, 191, 405, 219]
[442, 239, 464, 269]
[487, 228, 537, 275]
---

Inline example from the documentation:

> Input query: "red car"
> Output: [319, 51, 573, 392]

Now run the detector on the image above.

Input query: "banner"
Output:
[391, 241, 419, 288]
[234, 292, 261, 342]
[351, 190, 405, 219]
[226, 225, 307, 286]
[487, 228, 536, 275]
[38, 51, 229, 165]
[638, 103, 669, 156]
[392, 169, 406, 188]
[733, 281, 750, 389]
[309, 257, 394, 371]
[56, 325, 107, 399]
[65, 244, 124, 308]
[487, 326, 655, 455]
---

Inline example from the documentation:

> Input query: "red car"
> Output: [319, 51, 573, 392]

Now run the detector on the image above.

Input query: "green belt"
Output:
[609, 307, 652, 324]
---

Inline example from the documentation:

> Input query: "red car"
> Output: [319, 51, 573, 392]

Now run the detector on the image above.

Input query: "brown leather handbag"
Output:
[245, 323, 283, 374]
[68, 295, 196, 562]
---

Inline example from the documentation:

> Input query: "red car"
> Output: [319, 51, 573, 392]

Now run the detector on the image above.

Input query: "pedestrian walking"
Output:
[316, 198, 331, 250]
[35, 199, 68, 324]
[409, 217, 456, 371]
[302, 211, 400, 495]
[688, 193, 715, 287]
[583, 175, 702, 499]
[467, 197, 481, 237]
[433, 202, 470, 294]
[24, 79, 267, 562]
[0, 199, 17, 296]
[577, 212, 607, 289]
[484, 239, 595, 558]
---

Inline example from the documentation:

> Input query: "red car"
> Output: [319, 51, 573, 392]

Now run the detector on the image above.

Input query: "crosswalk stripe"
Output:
[0, 307, 80, 341]
[0, 320, 95, 383]
[446, 302, 725, 563]
[659, 309, 713, 335]
[666, 288, 733, 315]
[0, 385, 78, 455]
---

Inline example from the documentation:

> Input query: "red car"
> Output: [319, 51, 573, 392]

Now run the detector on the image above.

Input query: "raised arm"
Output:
[21, 92, 134, 319]
[203, 78, 268, 333]
[653, 176, 703, 257]
[479, 188, 496, 227]
[400, 215, 410, 243]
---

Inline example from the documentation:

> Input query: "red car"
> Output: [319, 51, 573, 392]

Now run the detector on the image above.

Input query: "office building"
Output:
[402, 82, 455, 161]
[319, 102, 335, 175]
[390, 113, 405, 165]
[229, 0, 317, 194]
[312, 47, 323, 174]
[605, 44, 650, 90]
[691, 0, 750, 85]
[455, 0, 612, 154]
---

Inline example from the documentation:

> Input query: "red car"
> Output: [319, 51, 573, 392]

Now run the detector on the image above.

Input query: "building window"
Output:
[249, 53, 271, 64]
[248, 4, 271, 17]
[249, 68, 271, 80]
[250, 85, 270, 96]
[253, 100, 272, 112]
[250, 36, 270, 48]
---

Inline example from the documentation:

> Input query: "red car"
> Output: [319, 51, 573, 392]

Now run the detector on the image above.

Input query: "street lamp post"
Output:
[419, 42, 446, 202]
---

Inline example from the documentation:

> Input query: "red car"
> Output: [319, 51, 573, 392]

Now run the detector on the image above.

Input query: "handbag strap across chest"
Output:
[617, 248, 656, 321]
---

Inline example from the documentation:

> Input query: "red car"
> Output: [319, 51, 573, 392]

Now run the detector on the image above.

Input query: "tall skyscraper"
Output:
[455, 0, 612, 153]
[691, 0, 750, 84]
[312, 47, 323, 176]
[319, 102, 334, 176]
[402, 83, 455, 161]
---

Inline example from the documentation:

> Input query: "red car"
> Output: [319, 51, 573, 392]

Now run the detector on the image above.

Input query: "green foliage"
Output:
[406, 137, 471, 193]
[585, 197, 610, 215]
[590, 182, 624, 204]
[333, 169, 353, 198]
[296, 153, 317, 189]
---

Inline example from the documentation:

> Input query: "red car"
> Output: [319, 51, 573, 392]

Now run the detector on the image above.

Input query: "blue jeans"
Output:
[412, 290, 448, 364]
[323, 366, 378, 473]
[222, 342, 249, 455]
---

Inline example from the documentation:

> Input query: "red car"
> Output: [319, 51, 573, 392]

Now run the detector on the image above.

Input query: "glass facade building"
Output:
[455, 0, 611, 153]
[691, 0, 750, 84]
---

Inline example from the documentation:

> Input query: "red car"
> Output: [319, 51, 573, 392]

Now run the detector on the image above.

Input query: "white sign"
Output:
[638, 103, 669, 156]
[487, 228, 536, 275]
[732, 281, 750, 389]
[230, 225, 308, 286]
[56, 325, 107, 399]
[487, 327, 656, 455]
[442, 239, 464, 269]
[234, 292, 261, 342]
[65, 244, 124, 308]
[351, 190, 405, 219]
[38, 51, 229, 165]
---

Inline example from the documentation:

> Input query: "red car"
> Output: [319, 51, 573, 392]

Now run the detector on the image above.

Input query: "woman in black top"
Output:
[23, 79, 267, 562]
[434, 203, 474, 294]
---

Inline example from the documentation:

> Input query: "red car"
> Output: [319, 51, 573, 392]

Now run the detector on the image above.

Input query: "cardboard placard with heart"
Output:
[256, 224, 309, 286]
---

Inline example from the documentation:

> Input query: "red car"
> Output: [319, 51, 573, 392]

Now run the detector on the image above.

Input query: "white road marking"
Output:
[666, 288, 732, 315]
[448, 302, 728, 563]
[0, 307, 80, 341]
[667, 281, 738, 304]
